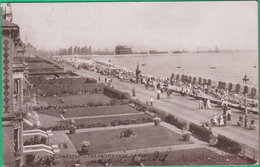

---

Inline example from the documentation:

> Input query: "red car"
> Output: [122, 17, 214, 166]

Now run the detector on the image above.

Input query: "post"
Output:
[244, 92, 248, 128]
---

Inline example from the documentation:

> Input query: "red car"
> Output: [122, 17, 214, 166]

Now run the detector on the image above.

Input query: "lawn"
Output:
[38, 105, 139, 118]
[28, 62, 60, 69]
[67, 125, 193, 154]
[37, 94, 111, 107]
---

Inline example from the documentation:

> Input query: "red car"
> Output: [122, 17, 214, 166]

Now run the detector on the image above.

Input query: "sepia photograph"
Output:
[1, 1, 258, 166]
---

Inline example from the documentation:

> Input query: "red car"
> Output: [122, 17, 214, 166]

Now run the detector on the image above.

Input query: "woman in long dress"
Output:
[206, 99, 211, 109]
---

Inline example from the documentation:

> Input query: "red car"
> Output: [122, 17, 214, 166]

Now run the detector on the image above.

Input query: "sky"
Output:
[9, 2, 258, 52]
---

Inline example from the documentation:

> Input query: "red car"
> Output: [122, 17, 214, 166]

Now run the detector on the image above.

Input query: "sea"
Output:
[76, 52, 258, 87]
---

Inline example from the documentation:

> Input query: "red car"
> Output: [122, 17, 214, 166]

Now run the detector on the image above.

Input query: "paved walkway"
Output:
[75, 69, 259, 146]
[70, 112, 144, 120]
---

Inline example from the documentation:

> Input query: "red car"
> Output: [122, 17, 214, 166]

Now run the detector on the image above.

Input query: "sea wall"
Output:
[170, 73, 259, 98]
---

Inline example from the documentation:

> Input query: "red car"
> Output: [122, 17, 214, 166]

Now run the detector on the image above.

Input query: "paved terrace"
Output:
[48, 58, 259, 159]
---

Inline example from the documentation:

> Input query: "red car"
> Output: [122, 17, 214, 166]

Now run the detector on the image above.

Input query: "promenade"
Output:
[49, 58, 259, 159]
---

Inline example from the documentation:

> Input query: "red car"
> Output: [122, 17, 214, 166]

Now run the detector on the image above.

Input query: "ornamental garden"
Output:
[23, 57, 255, 167]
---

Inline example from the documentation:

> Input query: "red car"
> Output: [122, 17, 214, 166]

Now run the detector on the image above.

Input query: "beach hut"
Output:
[198, 77, 202, 85]
[236, 84, 241, 93]
[247, 86, 253, 96]
[192, 77, 196, 84]
[244, 85, 249, 94]
[170, 73, 175, 84]
[181, 74, 185, 81]
[171, 73, 175, 80]
[176, 74, 180, 80]
[228, 82, 233, 91]
[240, 85, 245, 94]
[218, 81, 222, 89]
[203, 78, 207, 85]
[231, 83, 237, 92]
[251, 87, 257, 97]
[208, 79, 212, 86]
[188, 76, 192, 83]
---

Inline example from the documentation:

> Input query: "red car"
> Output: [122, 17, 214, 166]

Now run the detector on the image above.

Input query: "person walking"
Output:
[227, 108, 231, 121]
[132, 87, 136, 97]
[150, 96, 154, 106]
[199, 99, 204, 109]
[206, 99, 211, 109]
[157, 89, 161, 99]
[203, 98, 207, 109]
[167, 89, 171, 99]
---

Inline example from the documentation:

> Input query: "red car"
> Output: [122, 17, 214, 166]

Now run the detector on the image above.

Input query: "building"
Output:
[1, 15, 26, 167]
[115, 45, 132, 55]
[24, 43, 37, 57]
[1, 4, 56, 166]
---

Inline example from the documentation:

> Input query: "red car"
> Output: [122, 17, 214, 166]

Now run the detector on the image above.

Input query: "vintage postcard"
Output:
[1, 2, 258, 166]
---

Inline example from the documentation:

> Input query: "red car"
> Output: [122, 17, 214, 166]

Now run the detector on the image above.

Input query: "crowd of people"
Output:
[50, 56, 258, 113]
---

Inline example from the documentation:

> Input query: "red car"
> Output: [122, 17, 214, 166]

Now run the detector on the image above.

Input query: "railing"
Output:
[240, 144, 259, 161]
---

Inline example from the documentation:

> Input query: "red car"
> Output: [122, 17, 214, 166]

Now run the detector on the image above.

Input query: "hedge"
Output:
[103, 86, 131, 100]
[34, 99, 129, 111]
[215, 134, 242, 154]
[189, 123, 212, 142]
[28, 76, 104, 96]
[165, 114, 187, 130]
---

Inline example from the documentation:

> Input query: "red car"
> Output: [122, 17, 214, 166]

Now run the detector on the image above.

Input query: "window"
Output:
[14, 80, 19, 94]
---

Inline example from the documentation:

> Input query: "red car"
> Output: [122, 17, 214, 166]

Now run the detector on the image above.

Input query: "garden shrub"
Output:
[103, 86, 131, 100]
[164, 114, 187, 129]
[28, 77, 104, 96]
[215, 134, 242, 154]
[85, 77, 97, 83]
[189, 123, 212, 142]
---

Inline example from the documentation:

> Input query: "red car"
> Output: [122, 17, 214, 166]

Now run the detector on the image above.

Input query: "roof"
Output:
[1, 18, 18, 28]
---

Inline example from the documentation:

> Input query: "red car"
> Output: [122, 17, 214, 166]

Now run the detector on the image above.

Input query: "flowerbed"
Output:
[35, 94, 111, 110]
[37, 105, 138, 118]
[118, 129, 137, 140]
[39, 114, 153, 131]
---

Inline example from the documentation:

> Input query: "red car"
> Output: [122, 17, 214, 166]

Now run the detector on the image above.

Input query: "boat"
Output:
[171, 51, 183, 54]
[177, 67, 181, 68]
[149, 50, 168, 54]
[115, 45, 132, 55]
[210, 67, 217, 69]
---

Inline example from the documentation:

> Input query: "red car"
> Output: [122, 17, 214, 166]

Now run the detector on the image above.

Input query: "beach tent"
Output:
[208, 79, 212, 86]
[235, 84, 241, 93]
[192, 77, 196, 84]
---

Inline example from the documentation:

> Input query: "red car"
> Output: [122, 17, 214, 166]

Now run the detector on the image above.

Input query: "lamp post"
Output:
[244, 92, 248, 128]
[242, 75, 249, 128]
